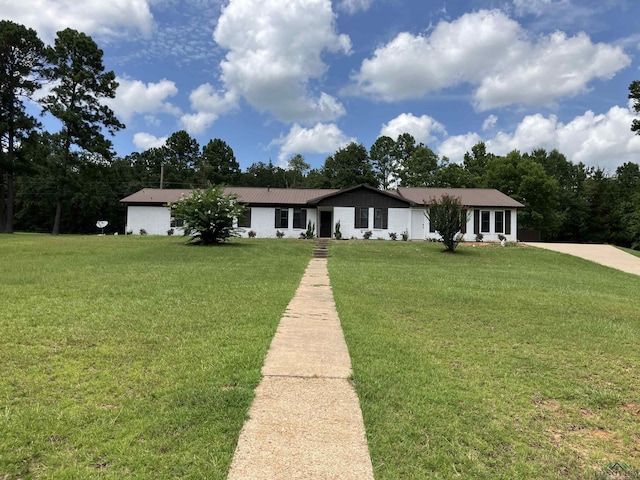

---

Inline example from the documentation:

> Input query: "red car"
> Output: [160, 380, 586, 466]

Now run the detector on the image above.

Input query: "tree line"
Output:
[1, 21, 639, 248]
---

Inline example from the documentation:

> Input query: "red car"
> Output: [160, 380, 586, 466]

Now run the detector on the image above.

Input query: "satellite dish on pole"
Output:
[96, 220, 108, 235]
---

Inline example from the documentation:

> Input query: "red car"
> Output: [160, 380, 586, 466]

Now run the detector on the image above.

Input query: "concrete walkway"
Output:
[525, 242, 640, 276]
[227, 258, 374, 479]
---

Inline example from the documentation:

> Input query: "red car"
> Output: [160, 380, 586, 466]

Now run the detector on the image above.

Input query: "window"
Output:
[238, 208, 251, 228]
[293, 208, 307, 229]
[355, 207, 369, 229]
[481, 211, 490, 233]
[170, 218, 184, 228]
[374, 208, 388, 229]
[275, 208, 288, 228]
[494, 211, 504, 233]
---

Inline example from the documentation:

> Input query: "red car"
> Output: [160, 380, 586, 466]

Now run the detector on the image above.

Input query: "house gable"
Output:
[308, 185, 412, 208]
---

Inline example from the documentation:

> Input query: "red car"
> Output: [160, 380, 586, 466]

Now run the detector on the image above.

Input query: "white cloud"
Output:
[271, 123, 356, 164]
[474, 31, 630, 110]
[133, 132, 167, 150]
[106, 77, 180, 121]
[180, 112, 218, 135]
[349, 9, 630, 110]
[482, 115, 498, 131]
[213, 0, 351, 124]
[380, 113, 447, 145]
[438, 133, 482, 162]
[439, 104, 640, 170]
[178, 84, 239, 134]
[338, 0, 374, 14]
[2, 0, 154, 43]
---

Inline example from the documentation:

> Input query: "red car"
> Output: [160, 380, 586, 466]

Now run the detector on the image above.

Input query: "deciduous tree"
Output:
[369, 135, 396, 189]
[322, 142, 376, 188]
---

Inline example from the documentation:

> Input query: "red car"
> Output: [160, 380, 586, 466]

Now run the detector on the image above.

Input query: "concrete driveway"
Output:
[525, 243, 640, 276]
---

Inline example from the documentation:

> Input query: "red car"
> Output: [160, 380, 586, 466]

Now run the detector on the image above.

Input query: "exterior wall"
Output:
[237, 207, 319, 238]
[125, 204, 519, 241]
[332, 207, 408, 239]
[413, 207, 518, 242]
[471, 208, 518, 242]
[126, 206, 183, 235]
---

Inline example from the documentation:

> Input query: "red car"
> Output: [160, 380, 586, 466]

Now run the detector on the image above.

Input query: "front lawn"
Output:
[329, 241, 640, 479]
[0, 235, 313, 479]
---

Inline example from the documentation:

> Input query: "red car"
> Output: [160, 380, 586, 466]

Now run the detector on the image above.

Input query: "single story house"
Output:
[120, 185, 524, 241]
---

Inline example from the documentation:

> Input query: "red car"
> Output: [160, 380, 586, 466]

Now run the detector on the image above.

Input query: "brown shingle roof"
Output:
[121, 187, 524, 208]
[224, 187, 338, 205]
[120, 187, 339, 205]
[396, 187, 524, 208]
[120, 188, 192, 204]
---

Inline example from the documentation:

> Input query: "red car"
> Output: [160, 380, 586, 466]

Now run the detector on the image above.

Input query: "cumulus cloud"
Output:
[179, 84, 238, 134]
[438, 133, 482, 162]
[213, 0, 351, 124]
[270, 123, 356, 164]
[349, 9, 630, 110]
[105, 77, 180, 121]
[133, 132, 167, 150]
[474, 31, 630, 110]
[380, 113, 447, 144]
[438, 104, 640, 170]
[2, 0, 154, 43]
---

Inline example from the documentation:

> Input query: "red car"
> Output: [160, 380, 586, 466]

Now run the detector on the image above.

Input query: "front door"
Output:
[319, 210, 332, 238]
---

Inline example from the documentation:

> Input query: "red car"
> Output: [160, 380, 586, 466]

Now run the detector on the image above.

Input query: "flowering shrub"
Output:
[169, 186, 245, 245]
[425, 195, 469, 252]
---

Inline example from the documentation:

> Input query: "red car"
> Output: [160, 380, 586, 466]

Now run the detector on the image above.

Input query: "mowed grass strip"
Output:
[0, 235, 313, 479]
[329, 241, 640, 480]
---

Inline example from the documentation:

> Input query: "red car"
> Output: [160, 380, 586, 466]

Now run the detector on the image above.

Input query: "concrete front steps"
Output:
[313, 238, 330, 258]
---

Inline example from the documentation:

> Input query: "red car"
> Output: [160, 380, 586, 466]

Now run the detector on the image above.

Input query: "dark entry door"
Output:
[319, 211, 332, 238]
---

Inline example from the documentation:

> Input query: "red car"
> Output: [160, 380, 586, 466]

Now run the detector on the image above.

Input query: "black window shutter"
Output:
[505, 210, 511, 235]
[474, 210, 480, 235]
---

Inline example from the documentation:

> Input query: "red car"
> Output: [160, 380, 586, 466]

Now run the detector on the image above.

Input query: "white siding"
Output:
[386, 208, 409, 240]
[238, 207, 319, 238]
[125, 204, 519, 241]
[333, 207, 357, 239]
[127, 206, 178, 235]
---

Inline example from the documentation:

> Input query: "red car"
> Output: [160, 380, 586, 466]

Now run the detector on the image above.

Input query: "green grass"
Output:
[328, 241, 640, 479]
[617, 245, 640, 258]
[0, 235, 313, 479]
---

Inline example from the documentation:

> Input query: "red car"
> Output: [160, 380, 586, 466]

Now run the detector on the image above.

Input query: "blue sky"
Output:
[4, 0, 640, 172]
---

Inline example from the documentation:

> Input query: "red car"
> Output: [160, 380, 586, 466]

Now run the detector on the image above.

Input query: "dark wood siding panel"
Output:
[314, 189, 409, 208]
